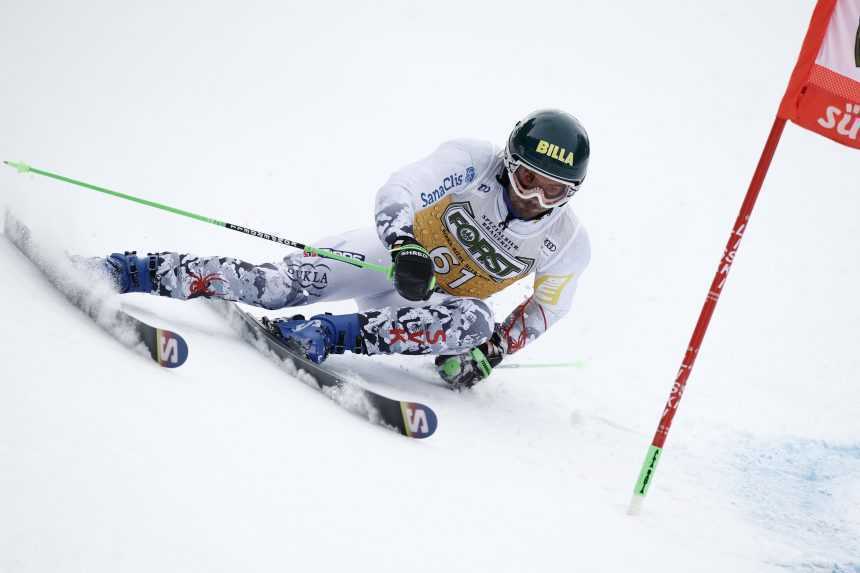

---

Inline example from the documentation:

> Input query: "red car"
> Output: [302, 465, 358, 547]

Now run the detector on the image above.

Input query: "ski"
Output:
[213, 300, 438, 439]
[3, 211, 188, 368]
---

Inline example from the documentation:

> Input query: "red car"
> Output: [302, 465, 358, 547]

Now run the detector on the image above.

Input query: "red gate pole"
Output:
[628, 116, 788, 515]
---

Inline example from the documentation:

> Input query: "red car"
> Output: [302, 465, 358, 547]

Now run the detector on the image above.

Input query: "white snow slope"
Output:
[1, 2, 859, 572]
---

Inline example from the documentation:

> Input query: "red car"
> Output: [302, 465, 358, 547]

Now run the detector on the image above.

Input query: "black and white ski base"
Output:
[213, 300, 438, 439]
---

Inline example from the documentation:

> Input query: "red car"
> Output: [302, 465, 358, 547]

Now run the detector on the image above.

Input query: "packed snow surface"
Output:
[1, 1, 858, 571]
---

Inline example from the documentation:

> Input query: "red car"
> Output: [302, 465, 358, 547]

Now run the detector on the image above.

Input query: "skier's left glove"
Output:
[435, 330, 506, 389]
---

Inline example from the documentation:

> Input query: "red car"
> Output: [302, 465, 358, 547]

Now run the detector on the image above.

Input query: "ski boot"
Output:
[264, 313, 365, 364]
[69, 251, 156, 293]
[103, 252, 158, 293]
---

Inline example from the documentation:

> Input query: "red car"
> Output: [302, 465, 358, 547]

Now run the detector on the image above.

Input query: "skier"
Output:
[101, 109, 591, 388]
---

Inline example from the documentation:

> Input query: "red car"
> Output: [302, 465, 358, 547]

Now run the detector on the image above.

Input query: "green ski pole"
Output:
[4, 161, 392, 275]
[496, 361, 586, 369]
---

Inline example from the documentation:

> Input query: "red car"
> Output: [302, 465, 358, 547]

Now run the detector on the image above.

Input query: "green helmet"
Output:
[504, 109, 590, 207]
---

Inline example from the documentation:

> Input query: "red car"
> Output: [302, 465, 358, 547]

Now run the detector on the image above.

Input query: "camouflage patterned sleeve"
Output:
[374, 139, 496, 248]
[374, 184, 416, 248]
[499, 223, 591, 354]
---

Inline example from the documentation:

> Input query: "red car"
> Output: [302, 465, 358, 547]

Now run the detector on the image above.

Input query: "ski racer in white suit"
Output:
[104, 110, 591, 388]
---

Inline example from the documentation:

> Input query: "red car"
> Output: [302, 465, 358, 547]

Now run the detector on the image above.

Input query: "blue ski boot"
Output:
[103, 252, 158, 294]
[267, 313, 365, 364]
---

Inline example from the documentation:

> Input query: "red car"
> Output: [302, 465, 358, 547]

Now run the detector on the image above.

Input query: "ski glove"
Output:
[389, 236, 436, 301]
[435, 330, 505, 389]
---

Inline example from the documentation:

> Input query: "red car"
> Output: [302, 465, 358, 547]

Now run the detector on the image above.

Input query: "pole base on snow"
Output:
[627, 443, 662, 516]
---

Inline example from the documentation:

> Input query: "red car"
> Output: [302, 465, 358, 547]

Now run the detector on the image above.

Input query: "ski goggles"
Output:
[503, 149, 581, 209]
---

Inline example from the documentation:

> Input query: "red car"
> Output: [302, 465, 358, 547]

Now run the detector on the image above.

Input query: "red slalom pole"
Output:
[628, 117, 787, 515]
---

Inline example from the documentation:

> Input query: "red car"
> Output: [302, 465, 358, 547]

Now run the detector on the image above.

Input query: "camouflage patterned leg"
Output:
[138, 229, 396, 311]
[151, 253, 315, 310]
[360, 297, 494, 356]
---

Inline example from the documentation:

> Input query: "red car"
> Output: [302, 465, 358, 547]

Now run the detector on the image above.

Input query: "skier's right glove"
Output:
[435, 331, 506, 389]
[389, 236, 436, 301]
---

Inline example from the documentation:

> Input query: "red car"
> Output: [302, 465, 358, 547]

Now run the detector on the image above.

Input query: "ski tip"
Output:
[4, 160, 31, 174]
[400, 402, 438, 439]
[154, 329, 190, 368]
